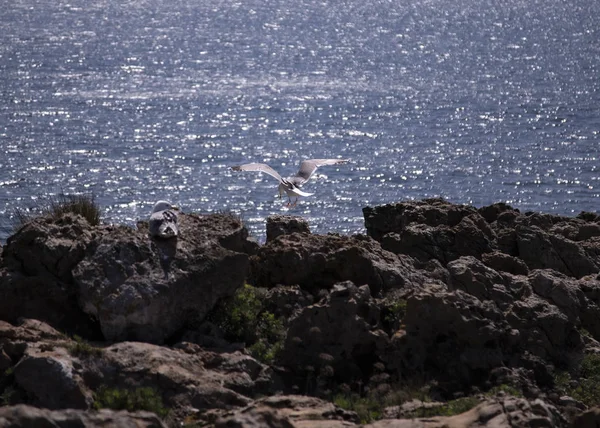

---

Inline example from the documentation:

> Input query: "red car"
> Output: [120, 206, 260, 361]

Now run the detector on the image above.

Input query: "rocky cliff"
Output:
[1, 201, 600, 427]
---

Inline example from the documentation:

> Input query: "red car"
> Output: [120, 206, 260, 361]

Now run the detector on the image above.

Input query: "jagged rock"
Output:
[515, 225, 598, 278]
[0, 214, 101, 337]
[365, 200, 495, 264]
[505, 295, 583, 368]
[74, 213, 250, 343]
[386, 289, 516, 390]
[0, 405, 167, 428]
[578, 277, 600, 340]
[215, 395, 359, 427]
[528, 270, 587, 323]
[249, 233, 429, 296]
[280, 282, 389, 383]
[1, 213, 94, 282]
[363, 198, 479, 241]
[482, 251, 529, 276]
[478, 202, 520, 224]
[266, 215, 311, 243]
[447, 256, 516, 309]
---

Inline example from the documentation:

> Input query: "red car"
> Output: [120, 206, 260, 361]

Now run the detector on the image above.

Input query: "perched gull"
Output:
[232, 158, 349, 206]
[148, 201, 179, 238]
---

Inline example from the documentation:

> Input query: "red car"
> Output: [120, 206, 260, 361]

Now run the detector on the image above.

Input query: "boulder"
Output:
[74, 213, 250, 343]
[0, 271, 101, 338]
[0, 405, 167, 428]
[266, 215, 311, 243]
[14, 345, 92, 410]
[504, 295, 583, 367]
[528, 270, 587, 323]
[249, 233, 428, 296]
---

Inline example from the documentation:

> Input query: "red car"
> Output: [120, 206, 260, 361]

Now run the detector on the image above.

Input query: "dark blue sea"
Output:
[1, 0, 599, 242]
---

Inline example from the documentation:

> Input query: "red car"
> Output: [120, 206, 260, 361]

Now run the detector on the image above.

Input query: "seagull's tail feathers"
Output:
[289, 187, 314, 197]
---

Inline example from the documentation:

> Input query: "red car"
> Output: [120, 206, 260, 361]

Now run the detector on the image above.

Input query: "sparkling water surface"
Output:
[1, 0, 599, 242]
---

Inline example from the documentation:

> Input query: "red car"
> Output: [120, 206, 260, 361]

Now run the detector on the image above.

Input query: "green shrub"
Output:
[382, 298, 408, 332]
[213, 284, 263, 342]
[94, 386, 168, 417]
[248, 312, 286, 364]
[209, 284, 286, 364]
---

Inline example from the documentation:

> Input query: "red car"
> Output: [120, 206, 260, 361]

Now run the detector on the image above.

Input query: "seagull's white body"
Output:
[232, 159, 349, 206]
[148, 200, 179, 238]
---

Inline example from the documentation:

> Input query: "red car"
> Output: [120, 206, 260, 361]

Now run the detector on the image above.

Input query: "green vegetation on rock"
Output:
[209, 284, 286, 365]
[555, 353, 600, 407]
[408, 396, 480, 418]
[67, 335, 103, 357]
[93, 386, 168, 417]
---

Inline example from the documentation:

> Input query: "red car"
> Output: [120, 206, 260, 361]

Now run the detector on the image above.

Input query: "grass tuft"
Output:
[12, 193, 101, 232]
[408, 396, 480, 418]
[67, 335, 103, 357]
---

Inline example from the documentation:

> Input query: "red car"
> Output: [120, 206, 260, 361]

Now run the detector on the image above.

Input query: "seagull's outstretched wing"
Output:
[232, 163, 283, 183]
[294, 158, 349, 185]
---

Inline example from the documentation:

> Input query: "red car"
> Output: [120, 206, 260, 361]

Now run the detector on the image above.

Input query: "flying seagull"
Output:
[148, 200, 179, 238]
[231, 158, 349, 206]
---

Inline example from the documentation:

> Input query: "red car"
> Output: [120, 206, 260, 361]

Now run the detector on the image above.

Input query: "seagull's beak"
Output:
[172, 205, 180, 211]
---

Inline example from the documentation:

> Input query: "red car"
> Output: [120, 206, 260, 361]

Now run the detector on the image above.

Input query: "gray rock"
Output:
[1, 213, 93, 281]
[74, 213, 250, 343]
[516, 225, 598, 278]
[482, 251, 529, 276]
[250, 233, 428, 296]
[387, 289, 513, 388]
[378, 214, 495, 264]
[447, 256, 514, 309]
[0, 213, 101, 337]
[280, 281, 389, 382]
[363, 198, 479, 241]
